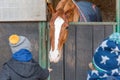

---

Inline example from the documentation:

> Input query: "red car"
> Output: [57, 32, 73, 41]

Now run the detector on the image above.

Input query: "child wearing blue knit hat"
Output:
[87, 32, 120, 80]
[0, 34, 52, 80]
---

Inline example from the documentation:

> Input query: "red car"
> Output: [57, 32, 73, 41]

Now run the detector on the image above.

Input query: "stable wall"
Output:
[50, 23, 115, 80]
[0, 22, 39, 71]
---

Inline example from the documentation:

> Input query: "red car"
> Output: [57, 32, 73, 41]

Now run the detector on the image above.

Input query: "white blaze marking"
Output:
[54, 16, 64, 50]
[49, 16, 64, 61]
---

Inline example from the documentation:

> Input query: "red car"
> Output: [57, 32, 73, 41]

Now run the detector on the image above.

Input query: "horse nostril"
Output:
[57, 54, 60, 57]
[66, 27, 69, 29]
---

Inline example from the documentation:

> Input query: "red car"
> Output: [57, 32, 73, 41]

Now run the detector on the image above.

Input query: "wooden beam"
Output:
[70, 22, 117, 25]
[39, 22, 48, 68]
[115, 0, 120, 32]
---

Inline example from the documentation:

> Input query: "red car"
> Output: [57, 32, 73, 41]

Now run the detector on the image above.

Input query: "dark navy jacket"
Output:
[0, 58, 49, 80]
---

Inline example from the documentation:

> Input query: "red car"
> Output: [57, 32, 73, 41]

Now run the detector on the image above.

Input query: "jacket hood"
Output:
[6, 58, 42, 78]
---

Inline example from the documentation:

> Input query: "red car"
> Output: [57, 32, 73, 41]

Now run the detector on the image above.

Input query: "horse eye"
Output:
[66, 27, 69, 29]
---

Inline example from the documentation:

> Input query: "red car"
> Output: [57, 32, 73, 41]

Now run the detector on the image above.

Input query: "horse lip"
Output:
[53, 58, 60, 63]
[49, 56, 60, 63]
[49, 49, 61, 63]
[54, 55, 61, 63]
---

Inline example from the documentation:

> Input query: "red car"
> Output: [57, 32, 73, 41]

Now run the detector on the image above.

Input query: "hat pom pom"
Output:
[109, 32, 120, 44]
[9, 34, 20, 45]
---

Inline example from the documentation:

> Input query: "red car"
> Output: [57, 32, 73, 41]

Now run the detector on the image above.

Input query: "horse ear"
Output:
[64, 1, 80, 22]
[73, 6, 80, 22]
[56, 0, 67, 11]
[47, 2, 56, 15]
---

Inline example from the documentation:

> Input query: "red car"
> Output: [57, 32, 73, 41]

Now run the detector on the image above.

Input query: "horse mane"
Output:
[47, 3, 56, 14]
[56, 0, 67, 10]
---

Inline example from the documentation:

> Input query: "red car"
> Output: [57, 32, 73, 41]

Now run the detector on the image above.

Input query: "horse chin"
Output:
[49, 49, 61, 63]
[53, 53, 61, 63]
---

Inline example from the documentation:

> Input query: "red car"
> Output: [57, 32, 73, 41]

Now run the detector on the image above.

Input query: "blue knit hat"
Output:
[92, 32, 120, 72]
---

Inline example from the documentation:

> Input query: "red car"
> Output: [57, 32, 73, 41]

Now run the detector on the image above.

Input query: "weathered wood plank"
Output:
[104, 25, 113, 37]
[93, 26, 105, 52]
[93, 25, 113, 52]
[0, 0, 46, 21]
[70, 22, 116, 25]
[50, 56, 64, 80]
[76, 26, 93, 80]
[64, 25, 76, 80]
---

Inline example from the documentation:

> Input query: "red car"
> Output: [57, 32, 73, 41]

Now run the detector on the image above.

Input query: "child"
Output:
[0, 34, 52, 80]
[87, 32, 120, 80]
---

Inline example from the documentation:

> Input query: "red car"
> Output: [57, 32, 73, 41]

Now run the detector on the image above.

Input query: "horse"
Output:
[47, 0, 102, 63]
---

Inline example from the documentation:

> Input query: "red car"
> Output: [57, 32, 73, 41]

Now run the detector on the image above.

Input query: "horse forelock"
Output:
[50, 9, 64, 22]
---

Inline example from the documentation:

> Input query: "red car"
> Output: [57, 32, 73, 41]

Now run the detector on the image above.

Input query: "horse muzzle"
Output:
[49, 49, 61, 63]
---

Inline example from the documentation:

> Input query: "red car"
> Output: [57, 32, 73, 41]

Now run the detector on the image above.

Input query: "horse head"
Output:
[47, 0, 80, 22]
[47, 0, 102, 63]
[47, 0, 80, 63]
[49, 9, 69, 63]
